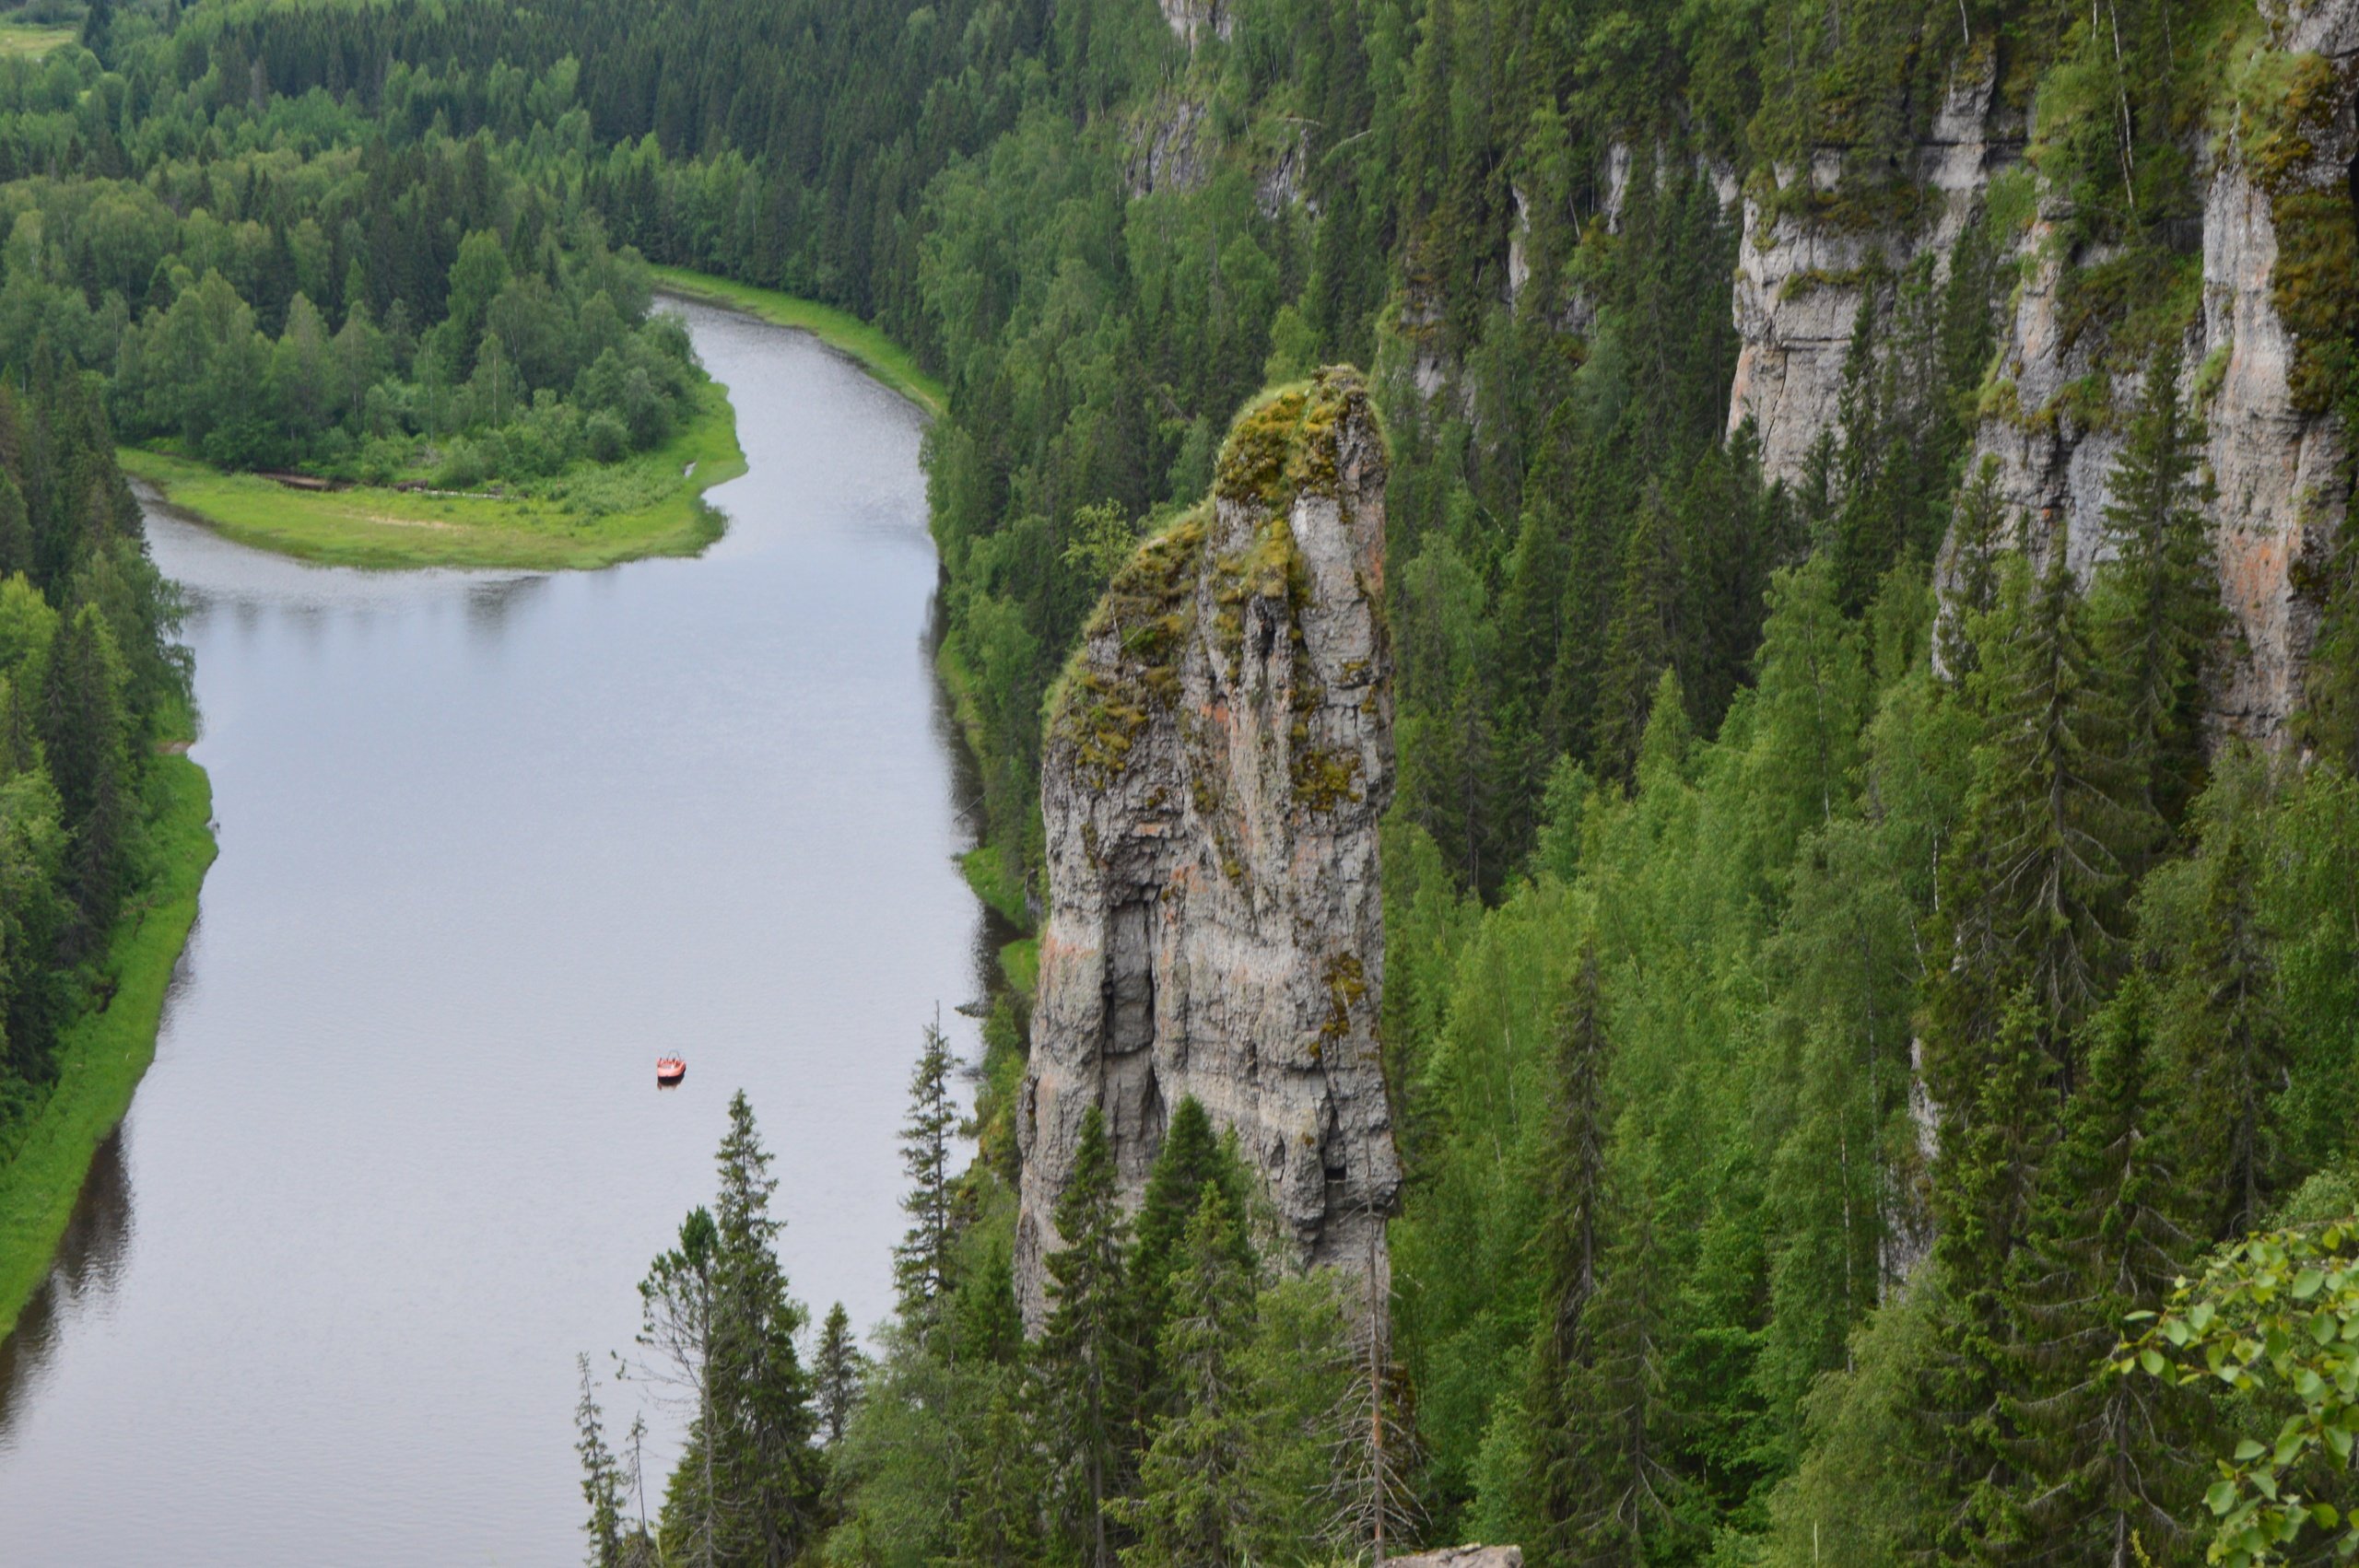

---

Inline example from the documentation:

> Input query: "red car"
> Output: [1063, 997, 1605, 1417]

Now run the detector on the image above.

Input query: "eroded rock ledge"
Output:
[1014, 368, 1402, 1326]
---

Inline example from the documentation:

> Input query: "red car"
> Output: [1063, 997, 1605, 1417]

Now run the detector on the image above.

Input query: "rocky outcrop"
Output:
[1014, 369, 1402, 1326]
[1391, 1547, 1525, 1568]
[1156, 0, 1228, 49]
[1126, 94, 1213, 199]
[1727, 56, 2016, 480]
[1731, 2, 2359, 742]
[1960, 1, 2357, 743]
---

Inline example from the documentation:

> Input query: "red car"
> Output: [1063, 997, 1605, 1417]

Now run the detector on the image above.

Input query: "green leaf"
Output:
[2211, 1479, 2241, 1516]
[2295, 1270, 2326, 1300]
[2141, 1346, 2166, 1376]
[2236, 1439, 2268, 1461]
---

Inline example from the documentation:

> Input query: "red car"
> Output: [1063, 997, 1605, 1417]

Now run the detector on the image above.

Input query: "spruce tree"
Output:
[1036, 1106, 1141, 1568]
[1560, 1128, 1684, 1566]
[1926, 523, 2150, 1106]
[1525, 937, 1612, 1555]
[953, 1369, 1050, 1567]
[1129, 1095, 1252, 1401]
[813, 1303, 866, 1447]
[1118, 1186, 1258, 1567]
[0, 472, 29, 581]
[639, 1207, 722, 1568]
[1913, 992, 2056, 1563]
[892, 1020, 958, 1336]
[41, 603, 130, 953]
[2093, 341, 2222, 834]
[1940, 457, 2009, 683]
[2142, 751, 2287, 1242]
[634, 1096, 819, 1568]
[1997, 979, 2205, 1566]
[1595, 482, 1683, 784]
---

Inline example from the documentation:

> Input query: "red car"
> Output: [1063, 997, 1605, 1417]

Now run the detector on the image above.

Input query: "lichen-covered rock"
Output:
[1015, 368, 1401, 1326]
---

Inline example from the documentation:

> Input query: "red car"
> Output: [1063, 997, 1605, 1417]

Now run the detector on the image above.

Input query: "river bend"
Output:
[0, 300, 987, 1564]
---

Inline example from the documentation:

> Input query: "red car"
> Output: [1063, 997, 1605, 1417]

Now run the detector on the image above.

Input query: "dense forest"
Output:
[0, 361, 198, 1154]
[0, 27, 705, 497]
[24, 0, 2359, 1562]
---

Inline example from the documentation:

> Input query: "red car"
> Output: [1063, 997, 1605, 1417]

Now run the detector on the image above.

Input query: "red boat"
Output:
[656, 1057, 687, 1085]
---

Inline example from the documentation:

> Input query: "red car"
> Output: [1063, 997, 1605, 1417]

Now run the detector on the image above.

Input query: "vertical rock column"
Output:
[1015, 368, 1402, 1327]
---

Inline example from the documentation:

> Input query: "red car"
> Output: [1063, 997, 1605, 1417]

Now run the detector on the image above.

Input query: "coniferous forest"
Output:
[4, 0, 2357, 1563]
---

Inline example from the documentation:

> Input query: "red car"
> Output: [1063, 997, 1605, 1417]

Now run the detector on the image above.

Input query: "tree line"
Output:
[0, 357, 194, 1153]
[577, 1036, 1407, 1567]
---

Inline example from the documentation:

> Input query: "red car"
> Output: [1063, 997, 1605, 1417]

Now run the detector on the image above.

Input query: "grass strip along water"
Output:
[121, 380, 745, 572]
[647, 267, 948, 419]
[0, 755, 217, 1334]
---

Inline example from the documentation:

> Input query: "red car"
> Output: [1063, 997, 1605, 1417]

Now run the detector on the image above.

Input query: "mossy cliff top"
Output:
[1214, 366, 1379, 517]
[1046, 366, 1385, 785]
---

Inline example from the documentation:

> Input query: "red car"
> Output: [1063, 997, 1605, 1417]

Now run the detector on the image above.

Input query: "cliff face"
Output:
[1728, 59, 2016, 480]
[1014, 369, 1401, 1325]
[1730, 0, 2359, 742]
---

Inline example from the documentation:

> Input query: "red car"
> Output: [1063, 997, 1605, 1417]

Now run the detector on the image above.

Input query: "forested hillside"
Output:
[34, 0, 2359, 1562]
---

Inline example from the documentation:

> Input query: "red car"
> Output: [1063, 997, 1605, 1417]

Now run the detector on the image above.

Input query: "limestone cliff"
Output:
[1014, 369, 1401, 1326]
[1728, 1, 2359, 742]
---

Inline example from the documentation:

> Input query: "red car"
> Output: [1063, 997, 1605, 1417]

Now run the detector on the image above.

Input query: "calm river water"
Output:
[0, 300, 991, 1564]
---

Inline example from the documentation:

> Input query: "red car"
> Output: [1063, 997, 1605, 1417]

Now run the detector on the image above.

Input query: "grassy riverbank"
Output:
[650, 266, 947, 419]
[121, 379, 745, 571]
[0, 755, 217, 1336]
[0, 21, 75, 57]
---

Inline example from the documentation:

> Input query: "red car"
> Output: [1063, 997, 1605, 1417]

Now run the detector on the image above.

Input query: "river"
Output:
[0, 300, 992, 1564]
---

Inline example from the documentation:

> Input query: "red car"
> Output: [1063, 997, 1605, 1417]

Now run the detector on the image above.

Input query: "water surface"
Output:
[0, 301, 987, 1564]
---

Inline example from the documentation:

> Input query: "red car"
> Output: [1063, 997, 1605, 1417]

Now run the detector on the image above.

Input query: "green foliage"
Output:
[634, 1095, 825, 1568]
[892, 1022, 959, 1334]
[2122, 1215, 2359, 1568]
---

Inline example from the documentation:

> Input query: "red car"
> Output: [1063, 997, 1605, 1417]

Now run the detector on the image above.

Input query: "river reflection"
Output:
[0, 302, 989, 1564]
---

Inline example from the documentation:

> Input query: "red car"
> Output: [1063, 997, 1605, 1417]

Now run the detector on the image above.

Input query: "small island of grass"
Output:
[123, 377, 745, 572]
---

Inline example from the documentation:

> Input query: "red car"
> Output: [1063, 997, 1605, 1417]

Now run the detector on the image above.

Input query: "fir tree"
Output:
[2142, 752, 2286, 1242]
[813, 1303, 866, 1447]
[1997, 979, 2204, 1567]
[1525, 936, 1613, 1555]
[1118, 1186, 1258, 1567]
[701, 1090, 822, 1567]
[1036, 1106, 1141, 1568]
[892, 1019, 959, 1336]
[2093, 341, 2223, 834]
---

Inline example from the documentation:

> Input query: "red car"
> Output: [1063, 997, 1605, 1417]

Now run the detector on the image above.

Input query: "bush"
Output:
[584, 410, 629, 463]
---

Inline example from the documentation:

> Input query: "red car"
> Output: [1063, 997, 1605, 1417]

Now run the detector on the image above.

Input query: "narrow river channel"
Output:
[0, 300, 992, 1564]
